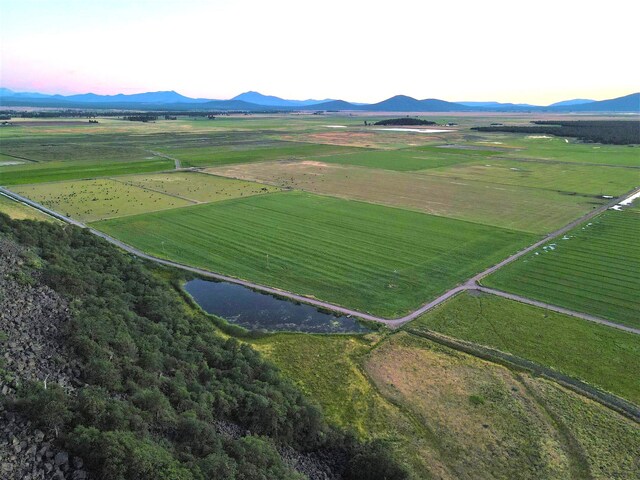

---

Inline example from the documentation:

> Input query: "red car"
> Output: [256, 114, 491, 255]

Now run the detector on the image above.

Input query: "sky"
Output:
[1, 0, 638, 104]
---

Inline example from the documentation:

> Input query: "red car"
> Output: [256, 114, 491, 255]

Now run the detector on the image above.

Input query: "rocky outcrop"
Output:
[215, 419, 346, 480]
[0, 409, 88, 480]
[0, 238, 87, 480]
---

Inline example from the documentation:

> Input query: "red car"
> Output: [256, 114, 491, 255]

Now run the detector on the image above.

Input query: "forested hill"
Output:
[374, 118, 437, 126]
[0, 214, 407, 480]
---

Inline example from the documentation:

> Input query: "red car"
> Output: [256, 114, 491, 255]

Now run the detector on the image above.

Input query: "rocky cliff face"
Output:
[0, 238, 88, 480]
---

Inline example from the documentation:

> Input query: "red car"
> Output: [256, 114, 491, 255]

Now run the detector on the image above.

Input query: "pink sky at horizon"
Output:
[1, 0, 638, 105]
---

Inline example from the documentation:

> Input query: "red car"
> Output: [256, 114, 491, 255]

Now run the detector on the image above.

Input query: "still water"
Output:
[184, 278, 370, 333]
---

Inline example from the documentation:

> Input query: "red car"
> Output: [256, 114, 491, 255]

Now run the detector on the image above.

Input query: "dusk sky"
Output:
[1, 0, 638, 104]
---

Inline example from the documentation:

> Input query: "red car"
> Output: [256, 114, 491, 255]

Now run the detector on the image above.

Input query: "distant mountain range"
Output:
[548, 98, 595, 107]
[0, 87, 638, 113]
[231, 91, 336, 107]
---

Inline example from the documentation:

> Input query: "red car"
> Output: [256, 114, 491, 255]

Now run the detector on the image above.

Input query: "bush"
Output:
[14, 382, 72, 432]
[67, 426, 193, 480]
[344, 440, 409, 480]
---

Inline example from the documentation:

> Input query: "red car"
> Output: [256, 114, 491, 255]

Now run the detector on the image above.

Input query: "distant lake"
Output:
[184, 278, 370, 333]
[373, 128, 454, 133]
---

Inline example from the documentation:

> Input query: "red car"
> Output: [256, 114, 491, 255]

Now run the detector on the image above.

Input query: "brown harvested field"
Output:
[205, 160, 605, 233]
[282, 129, 457, 148]
[364, 333, 640, 479]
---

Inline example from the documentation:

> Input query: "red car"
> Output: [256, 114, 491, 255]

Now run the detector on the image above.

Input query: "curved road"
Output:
[1, 186, 638, 335]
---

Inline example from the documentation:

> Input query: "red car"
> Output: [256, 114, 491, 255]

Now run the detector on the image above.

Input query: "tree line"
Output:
[472, 120, 640, 145]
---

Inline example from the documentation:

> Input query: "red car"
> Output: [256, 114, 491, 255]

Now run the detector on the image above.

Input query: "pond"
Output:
[184, 278, 370, 334]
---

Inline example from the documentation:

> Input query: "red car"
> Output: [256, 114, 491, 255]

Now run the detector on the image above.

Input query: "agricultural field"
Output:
[2, 113, 640, 479]
[0, 194, 58, 222]
[12, 178, 193, 222]
[499, 135, 640, 166]
[117, 171, 280, 203]
[314, 146, 496, 171]
[251, 330, 640, 479]
[283, 126, 462, 149]
[11, 173, 279, 222]
[409, 291, 640, 403]
[0, 158, 174, 185]
[484, 207, 640, 328]
[153, 141, 359, 167]
[0, 137, 155, 163]
[207, 161, 605, 233]
[93, 191, 535, 316]
[421, 159, 639, 196]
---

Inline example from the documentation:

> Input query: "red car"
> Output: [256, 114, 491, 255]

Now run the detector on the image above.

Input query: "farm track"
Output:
[146, 149, 181, 169]
[1, 185, 638, 335]
[493, 155, 640, 169]
[405, 329, 640, 423]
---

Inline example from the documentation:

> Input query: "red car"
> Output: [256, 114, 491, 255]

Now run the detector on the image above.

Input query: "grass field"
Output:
[520, 376, 640, 479]
[155, 141, 359, 167]
[409, 291, 640, 403]
[315, 147, 491, 171]
[366, 334, 574, 479]
[484, 208, 640, 328]
[251, 331, 640, 479]
[421, 159, 639, 196]
[0, 158, 174, 185]
[93, 191, 535, 316]
[0, 194, 58, 222]
[0, 139, 154, 163]
[117, 171, 280, 203]
[12, 178, 193, 222]
[208, 161, 605, 233]
[11, 172, 280, 222]
[250, 334, 403, 438]
[500, 136, 640, 167]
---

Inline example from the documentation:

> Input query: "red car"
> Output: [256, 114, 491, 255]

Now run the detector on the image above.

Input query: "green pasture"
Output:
[12, 178, 193, 222]
[317, 148, 483, 171]
[0, 140, 152, 164]
[0, 158, 174, 185]
[410, 291, 640, 403]
[93, 191, 535, 317]
[421, 159, 639, 196]
[118, 171, 280, 203]
[155, 142, 359, 167]
[495, 135, 640, 167]
[484, 208, 640, 328]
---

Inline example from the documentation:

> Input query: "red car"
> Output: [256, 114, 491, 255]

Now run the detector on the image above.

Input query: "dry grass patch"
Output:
[207, 161, 604, 233]
[365, 333, 572, 479]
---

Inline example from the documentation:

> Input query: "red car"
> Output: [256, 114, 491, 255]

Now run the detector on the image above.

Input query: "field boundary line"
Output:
[405, 329, 640, 423]
[0, 151, 40, 163]
[0, 185, 638, 334]
[474, 286, 640, 335]
[108, 177, 199, 204]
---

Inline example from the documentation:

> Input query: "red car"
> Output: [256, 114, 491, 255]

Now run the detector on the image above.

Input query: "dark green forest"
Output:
[373, 118, 436, 126]
[0, 214, 407, 480]
[472, 120, 640, 145]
